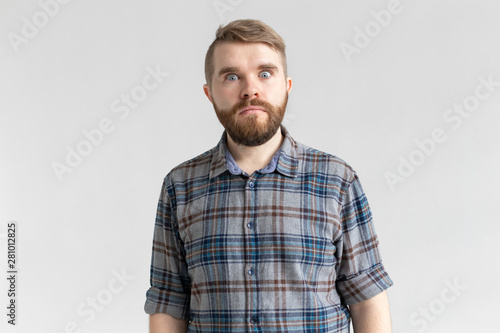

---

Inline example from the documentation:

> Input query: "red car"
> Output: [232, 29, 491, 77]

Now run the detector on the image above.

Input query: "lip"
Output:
[239, 106, 266, 115]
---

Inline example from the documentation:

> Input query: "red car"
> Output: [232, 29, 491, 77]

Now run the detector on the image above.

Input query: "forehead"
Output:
[212, 42, 283, 73]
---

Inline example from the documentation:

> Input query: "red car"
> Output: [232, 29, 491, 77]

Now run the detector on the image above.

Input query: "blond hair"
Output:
[204, 19, 287, 85]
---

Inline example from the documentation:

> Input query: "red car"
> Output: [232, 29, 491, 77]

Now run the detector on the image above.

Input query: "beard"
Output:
[213, 93, 288, 147]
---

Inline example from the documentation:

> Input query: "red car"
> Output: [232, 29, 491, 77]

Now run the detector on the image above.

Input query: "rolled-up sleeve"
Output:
[336, 173, 393, 305]
[144, 176, 191, 320]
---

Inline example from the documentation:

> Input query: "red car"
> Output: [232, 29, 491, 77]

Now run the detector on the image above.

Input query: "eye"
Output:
[259, 71, 271, 79]
[226, 74, 238, 82]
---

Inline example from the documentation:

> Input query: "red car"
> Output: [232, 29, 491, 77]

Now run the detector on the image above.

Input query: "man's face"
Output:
[203, 42, 292, 146]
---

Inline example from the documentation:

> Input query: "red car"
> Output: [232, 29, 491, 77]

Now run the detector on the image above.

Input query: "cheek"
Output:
[215, 84, 237, 97]
[265, 78, 287, 94]
[267, 86, 287, 103]
[212, 92, 234, 109]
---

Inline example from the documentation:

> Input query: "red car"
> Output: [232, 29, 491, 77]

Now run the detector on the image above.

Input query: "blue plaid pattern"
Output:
[145, 127, 393, 332]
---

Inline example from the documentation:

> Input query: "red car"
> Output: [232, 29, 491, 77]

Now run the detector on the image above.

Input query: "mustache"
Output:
[230, 99, 273, 115]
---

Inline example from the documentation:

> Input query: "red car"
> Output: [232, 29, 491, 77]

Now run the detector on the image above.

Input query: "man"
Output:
[145, 19, 393, 332]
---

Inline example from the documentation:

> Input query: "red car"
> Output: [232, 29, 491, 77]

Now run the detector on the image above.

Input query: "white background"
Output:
[1, 0, 499, 332]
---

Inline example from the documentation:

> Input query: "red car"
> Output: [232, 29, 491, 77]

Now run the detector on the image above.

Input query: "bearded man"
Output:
[145, 19, 393, 333]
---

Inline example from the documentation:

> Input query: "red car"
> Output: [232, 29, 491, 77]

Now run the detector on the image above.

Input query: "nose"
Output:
[240, 77, 260, 99]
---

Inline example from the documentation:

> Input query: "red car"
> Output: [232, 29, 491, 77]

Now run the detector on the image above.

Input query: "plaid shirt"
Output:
[145, 127, 393, 332]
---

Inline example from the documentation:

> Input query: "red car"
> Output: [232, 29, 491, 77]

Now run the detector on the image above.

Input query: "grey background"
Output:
[1, 0, 499, 332]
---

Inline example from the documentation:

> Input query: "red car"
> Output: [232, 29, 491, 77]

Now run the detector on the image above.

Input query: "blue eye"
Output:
[227, 74, 238, 81]
[259, 71, 271, 79]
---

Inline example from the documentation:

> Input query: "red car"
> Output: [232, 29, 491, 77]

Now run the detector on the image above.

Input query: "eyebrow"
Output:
[218, 66, 239, 77]
[217, 63, 280, 77]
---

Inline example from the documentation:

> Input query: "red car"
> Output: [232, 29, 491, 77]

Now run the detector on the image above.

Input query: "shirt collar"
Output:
[209, 126, 299, 179]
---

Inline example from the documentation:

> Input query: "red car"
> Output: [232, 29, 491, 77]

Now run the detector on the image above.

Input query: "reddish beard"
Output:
[213, 94, 288, 146]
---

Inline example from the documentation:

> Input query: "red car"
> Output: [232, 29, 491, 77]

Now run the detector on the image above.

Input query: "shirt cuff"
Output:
[144, 286, 190, 320]
[337, 262, 393, 305]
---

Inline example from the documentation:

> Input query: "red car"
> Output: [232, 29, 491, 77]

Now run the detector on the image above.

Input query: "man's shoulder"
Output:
[294, 140, 356, 181]
[165, 146, 217, 183]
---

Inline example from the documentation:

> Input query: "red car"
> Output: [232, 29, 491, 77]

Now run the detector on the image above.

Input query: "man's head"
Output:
[203, 19, 292, 147]
[204, 19, 287, 85]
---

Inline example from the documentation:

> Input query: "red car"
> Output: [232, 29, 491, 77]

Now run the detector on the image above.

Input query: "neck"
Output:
[226, 128, 284, 175]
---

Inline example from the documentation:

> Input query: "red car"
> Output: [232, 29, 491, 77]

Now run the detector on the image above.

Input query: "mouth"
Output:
[238, 106, 266, 115]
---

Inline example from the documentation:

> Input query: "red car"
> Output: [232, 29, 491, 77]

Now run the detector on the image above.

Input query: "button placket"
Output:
[244, 176, 259, 326]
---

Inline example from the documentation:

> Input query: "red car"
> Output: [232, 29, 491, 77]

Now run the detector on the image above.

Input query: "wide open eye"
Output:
[259, 71, 271, 79]
[226, 74, 238, 82]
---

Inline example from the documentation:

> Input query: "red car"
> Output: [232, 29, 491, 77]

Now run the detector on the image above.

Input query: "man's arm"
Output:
[150, 313, 188, 333]
[349, 291, 392, 333]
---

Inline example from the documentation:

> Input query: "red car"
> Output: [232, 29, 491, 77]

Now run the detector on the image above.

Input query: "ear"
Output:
[203, 84, 213, 103]
[286, 76, 293, 93]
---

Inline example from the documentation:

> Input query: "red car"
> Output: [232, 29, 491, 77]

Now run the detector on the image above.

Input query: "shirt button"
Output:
[248, 268, 254, 276]
[250, 316, 258, 325]
[248, 181, 254, 188]
[247, 222, 253, 229]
